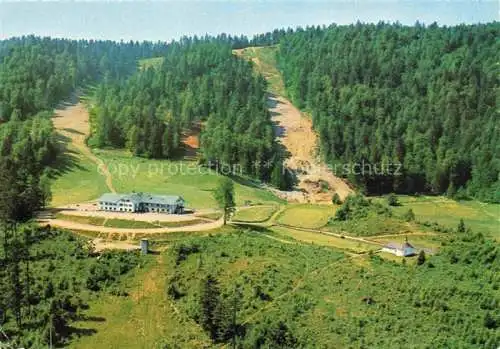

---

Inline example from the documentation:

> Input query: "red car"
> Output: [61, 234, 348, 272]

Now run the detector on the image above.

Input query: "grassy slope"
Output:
[50, 144, 109, 206]
[233, 205, 278, 222]
[234, 46, 285, 96]
[164, 231, 498, 348]
[384, 195, 499, 239]
[276, 204, 337, 229]
[70, 255, 210, 349]
[51, 146, 283, 209]
[95, 149, 283, 209]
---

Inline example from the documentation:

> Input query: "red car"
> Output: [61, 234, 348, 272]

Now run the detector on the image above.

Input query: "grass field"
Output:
[379, 195, 499, 239]
[271, 226, 379, 253]
[69, 255, 210, 349]
[233, 205, 278, 222]
[234, 46, 285, 96]
[51, 146, 283, 210]
[95, 149, 283, 209]
[50, 145, 109, 206]
[276, 204, 337, 229]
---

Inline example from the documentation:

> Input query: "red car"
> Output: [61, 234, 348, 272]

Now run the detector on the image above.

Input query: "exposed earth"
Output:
[235, 47, 353, 203]
[268, 94, 353, 203]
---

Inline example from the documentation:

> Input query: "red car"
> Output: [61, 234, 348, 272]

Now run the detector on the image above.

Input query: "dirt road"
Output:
[52, 99, 116, 193]
[38, 216, 224, 235]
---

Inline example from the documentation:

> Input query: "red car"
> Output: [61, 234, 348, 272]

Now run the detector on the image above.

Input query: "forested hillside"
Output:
[277, 22, 500, 202]
[0, 36, 170, 121]
[165, 230, 499, 348]
[0, 225, 144, 347]
[90, 39, 291, 187]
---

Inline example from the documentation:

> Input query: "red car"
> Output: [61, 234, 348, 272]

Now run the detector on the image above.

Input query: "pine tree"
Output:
[457, 219, 466, 233]
[417, 250, 426, 265]
[214, 178, 235, 225]
[199, 274, 221, 340]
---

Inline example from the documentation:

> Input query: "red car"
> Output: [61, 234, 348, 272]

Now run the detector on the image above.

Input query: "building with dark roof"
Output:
[97, 192, 184, 214]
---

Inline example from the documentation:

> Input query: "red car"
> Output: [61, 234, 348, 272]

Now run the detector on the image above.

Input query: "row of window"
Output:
[100, 202, 133, 207]
[102, 207, 134, 212]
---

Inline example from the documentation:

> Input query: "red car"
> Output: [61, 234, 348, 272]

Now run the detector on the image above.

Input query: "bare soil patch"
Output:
[181, 122, 201, 158]
[269, 94, 353, 203]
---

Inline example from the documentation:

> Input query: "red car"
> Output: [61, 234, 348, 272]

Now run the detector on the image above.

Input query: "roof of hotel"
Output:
[98, 192, 184, 205]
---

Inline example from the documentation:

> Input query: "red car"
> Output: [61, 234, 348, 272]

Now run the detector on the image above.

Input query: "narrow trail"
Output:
[52, 99, 116, 193]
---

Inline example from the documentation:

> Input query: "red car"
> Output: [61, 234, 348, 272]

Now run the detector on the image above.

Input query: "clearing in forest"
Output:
[234, 46, 353, 203]
[50, 94, 114, 205]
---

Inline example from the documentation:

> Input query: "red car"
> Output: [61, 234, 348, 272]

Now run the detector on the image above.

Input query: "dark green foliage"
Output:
[0, 225, 142, 347]
[0, 36, 169, 121]
[214, 177, 236, 225]
[417, 250, 426, 265]
[166, 230, 499, 348]
[0, 115, 56, 222]
[277, 22, 500, 202]
[245, 319, 298, 348]
[457, 218, 466, 233]
[332, 193, 342, 205]
[197, 274, 239, 343]
[386, 193, 399, 206]
[333, 194, 390, 221]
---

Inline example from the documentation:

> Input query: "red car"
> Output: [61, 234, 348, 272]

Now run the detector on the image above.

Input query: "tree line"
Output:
[0, 36, 172, 121]
[277, 22, 499, 202]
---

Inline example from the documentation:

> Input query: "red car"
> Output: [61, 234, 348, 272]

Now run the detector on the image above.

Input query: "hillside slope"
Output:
[235, 47, 353, 203]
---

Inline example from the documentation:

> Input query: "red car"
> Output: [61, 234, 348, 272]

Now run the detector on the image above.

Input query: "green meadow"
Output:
[233, 205, 278, 222]
[385, 195, 499, 239]
[276, 204, 337, 229]
[50, 144, 109, 206]
[51, 148, 284, 209]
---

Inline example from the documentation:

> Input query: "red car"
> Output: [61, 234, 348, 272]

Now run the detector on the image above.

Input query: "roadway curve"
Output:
[38, 216, 224, 234]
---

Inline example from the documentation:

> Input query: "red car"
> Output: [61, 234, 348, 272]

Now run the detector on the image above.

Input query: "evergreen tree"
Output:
[417, 250, 426, 265]
[199, 274, 221, 340]
[457, 219, 466, 233]
[214, 178, 236, 225]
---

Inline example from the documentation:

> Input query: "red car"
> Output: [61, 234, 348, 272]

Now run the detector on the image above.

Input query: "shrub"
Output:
[417, 250, 426, 265]
[403, 208, 415, 222]
[386, 193, 400, 206]
[332, 193, 342, 205]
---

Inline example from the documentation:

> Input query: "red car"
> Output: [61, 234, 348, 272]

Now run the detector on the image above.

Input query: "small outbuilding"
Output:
[381, 237, 417, 257]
